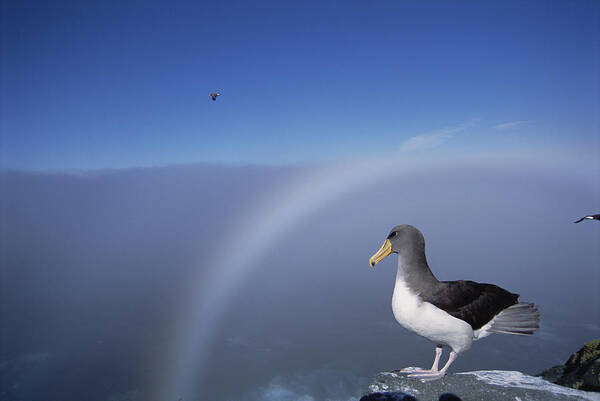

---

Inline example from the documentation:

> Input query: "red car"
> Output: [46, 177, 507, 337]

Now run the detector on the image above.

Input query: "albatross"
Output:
[369, 224, 540, 380]
[574, 214, 600, 223]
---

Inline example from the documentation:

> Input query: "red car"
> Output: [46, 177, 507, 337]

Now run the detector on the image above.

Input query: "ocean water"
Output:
[1, 157, 599, 401]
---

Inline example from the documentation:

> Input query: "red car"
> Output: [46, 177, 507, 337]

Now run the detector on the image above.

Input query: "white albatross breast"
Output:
[392, 263, 473, 354]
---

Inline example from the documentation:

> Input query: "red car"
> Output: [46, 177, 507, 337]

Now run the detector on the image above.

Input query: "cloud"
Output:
[493, 120, 530, 130]
[400, 118, 479, 151]
[5, 154, 599, 401]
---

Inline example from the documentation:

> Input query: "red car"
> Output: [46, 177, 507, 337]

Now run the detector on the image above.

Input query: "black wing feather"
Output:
[574, 214, 600, 223]
[421, 280, 519, 330]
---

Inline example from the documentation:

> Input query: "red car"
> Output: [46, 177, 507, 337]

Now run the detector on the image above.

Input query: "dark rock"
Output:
[437, 394, 462, 401]
[359, 390, 463, 401]
[360, 391, 418, 401]
[537, 339, 600, 392]
[538, 365, 565, 383]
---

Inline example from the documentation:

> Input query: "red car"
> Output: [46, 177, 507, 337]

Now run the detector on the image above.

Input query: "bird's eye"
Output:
[388, 232, 397, 239]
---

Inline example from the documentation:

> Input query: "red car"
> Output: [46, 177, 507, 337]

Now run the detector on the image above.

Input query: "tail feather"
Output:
[490, 329, 537, 336]
[497, 303, 536, 313]
[488, 302, 540, 336]
[493, 315, 539, 324]
[492, 320, 539, 328]
[501, 302, 535, 309]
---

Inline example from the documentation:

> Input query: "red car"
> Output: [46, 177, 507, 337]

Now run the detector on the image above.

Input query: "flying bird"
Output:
[210, 93, 220, 101]
[574, 214, 600, 224]
[369, 225, 539, 381]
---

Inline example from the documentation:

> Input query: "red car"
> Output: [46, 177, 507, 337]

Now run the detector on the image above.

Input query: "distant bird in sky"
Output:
[369, 225, 540, 381]
[574, 214, 600, 223]
[210, 93, 220, 101]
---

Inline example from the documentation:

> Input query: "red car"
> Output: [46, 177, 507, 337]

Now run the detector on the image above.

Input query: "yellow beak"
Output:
[369, 238, 392, 268]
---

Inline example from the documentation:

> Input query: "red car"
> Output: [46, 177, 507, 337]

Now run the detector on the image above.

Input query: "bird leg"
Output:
[408, 350, 458, 381]
[399, 345, 443, 374]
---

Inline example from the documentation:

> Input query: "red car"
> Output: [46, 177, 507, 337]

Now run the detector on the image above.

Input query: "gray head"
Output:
[369, 224, 426, 268]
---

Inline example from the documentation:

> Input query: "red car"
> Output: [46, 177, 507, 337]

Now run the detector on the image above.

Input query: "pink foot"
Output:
[399, 367, 436, 374]
[400, 346, 444, 375]
[407, 370, 447, 381]
[405, 349, 458, 382]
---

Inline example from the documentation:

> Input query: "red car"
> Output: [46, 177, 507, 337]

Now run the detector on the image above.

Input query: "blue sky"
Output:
[1, 0, 598, 170]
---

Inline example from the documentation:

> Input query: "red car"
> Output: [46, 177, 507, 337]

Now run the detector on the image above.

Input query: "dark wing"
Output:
[574, 214, 600, 223]
[421, 280, 519, 330]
